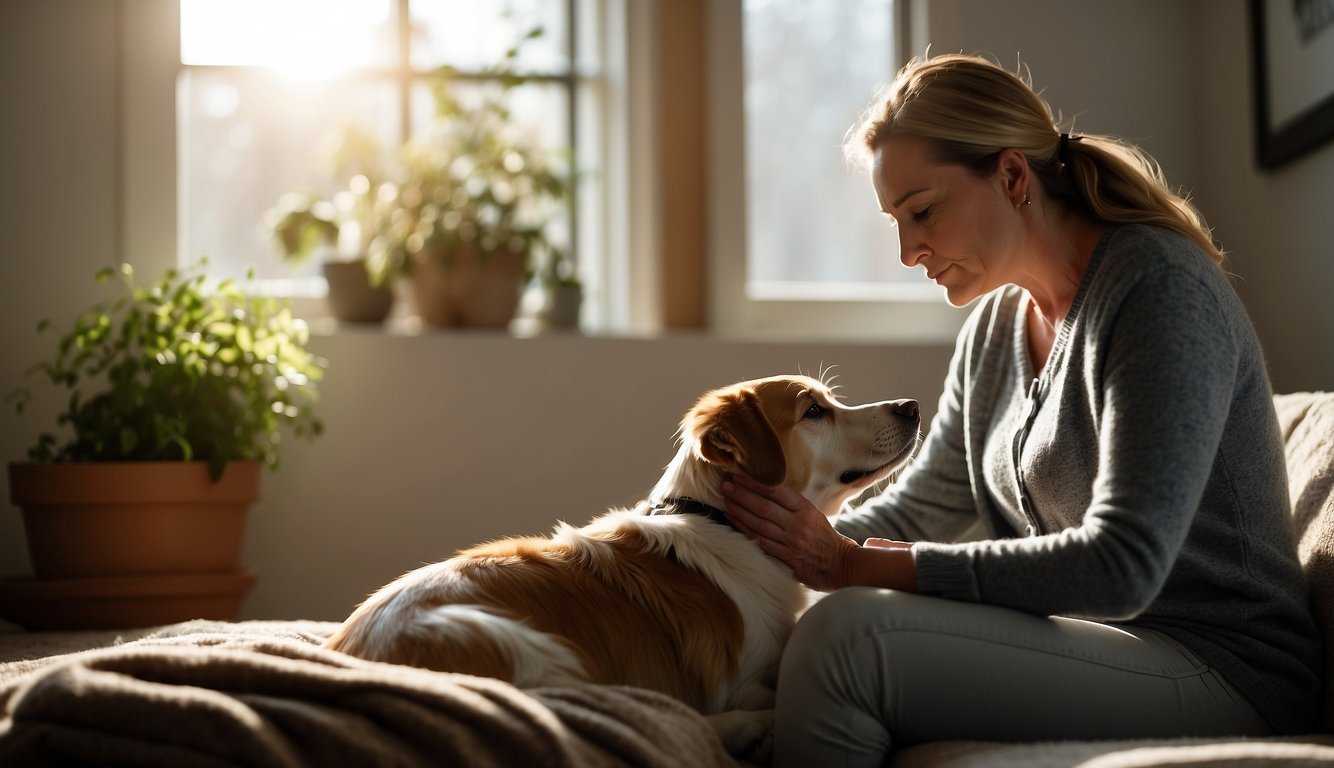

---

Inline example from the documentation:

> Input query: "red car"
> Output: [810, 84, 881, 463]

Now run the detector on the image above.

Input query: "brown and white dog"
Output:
[324, 374, 920, 752]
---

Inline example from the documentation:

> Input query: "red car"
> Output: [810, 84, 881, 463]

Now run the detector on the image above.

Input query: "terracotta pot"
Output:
[322, 258, 394, 323]
[410, 248, 526, 329]
[8, 461, 261, 580]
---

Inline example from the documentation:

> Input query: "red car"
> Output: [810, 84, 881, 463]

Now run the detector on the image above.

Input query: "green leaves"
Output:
[9, 260, 326, 480]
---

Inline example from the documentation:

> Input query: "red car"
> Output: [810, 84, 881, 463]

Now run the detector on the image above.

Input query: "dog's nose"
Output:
[893, 399, 919, 420]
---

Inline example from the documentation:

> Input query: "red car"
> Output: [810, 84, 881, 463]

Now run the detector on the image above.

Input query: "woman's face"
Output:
[871, 135, 1022, 307]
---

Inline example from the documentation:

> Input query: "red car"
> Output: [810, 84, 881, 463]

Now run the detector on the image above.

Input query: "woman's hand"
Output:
[721, 474, 860, 591]
[721, 475, 919, 593]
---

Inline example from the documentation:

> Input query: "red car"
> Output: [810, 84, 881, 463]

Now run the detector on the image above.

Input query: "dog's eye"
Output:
[803, 402, 826, 420]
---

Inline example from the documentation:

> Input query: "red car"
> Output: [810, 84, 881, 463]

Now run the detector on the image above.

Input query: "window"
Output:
[744, 0, 903, 290]
[708, 0, 963, 343]
[177, 0, 602, 315]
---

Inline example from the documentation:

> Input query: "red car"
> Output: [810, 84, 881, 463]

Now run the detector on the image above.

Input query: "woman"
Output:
[721, 53, 1322, 766]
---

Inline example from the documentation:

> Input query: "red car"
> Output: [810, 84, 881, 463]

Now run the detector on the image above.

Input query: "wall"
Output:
[1197, 2, 1334, 393]
[0, 2, 123, 587]
[908, 0, 1203, 217]
[1, 0, 1331, 623]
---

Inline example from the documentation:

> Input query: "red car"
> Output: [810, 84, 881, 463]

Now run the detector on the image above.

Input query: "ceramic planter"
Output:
[7, 461, 261, 580]
[534, 282, 583, 331]
[322, 258, 394, 323]
[411, 248, 526, 329]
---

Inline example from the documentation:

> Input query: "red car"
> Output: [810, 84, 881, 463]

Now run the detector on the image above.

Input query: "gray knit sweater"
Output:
[836, 224, 1322, 733]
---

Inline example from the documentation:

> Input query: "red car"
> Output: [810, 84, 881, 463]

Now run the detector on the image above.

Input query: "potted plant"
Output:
[367, 28, 572, 329]
[265, 126, 396, 324]
[529, 244, 583, 332]
[2, 260, 326, 629]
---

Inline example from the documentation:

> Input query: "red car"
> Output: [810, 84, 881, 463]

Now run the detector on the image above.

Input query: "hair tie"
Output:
[1058, 133, 1079, 163]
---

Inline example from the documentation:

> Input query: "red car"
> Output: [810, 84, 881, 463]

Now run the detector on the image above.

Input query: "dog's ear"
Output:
[689, 389, 787, 485]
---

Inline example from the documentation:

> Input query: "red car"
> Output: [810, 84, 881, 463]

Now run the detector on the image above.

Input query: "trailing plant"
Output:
[8, 260, 326, 480]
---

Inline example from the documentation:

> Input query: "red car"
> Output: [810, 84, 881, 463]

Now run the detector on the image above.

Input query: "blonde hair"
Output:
[846, 54, 1223, 263]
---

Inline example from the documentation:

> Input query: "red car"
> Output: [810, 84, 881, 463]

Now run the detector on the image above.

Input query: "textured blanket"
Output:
[0, 621, 734, 767]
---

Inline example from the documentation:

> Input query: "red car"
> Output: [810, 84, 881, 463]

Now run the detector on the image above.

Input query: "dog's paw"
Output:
[706, 709, 774, 764]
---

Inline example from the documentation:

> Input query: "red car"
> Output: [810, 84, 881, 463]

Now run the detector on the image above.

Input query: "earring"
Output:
[1024, 194, 1032, 206]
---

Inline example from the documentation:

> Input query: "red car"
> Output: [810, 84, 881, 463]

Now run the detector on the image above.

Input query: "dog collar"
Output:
[649, 497, 736, 530]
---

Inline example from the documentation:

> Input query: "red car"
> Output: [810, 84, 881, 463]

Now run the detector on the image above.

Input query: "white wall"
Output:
[2, 0, 1331, 623]
[1197, 2, 1334, 392]
[0, 2, 124, 591]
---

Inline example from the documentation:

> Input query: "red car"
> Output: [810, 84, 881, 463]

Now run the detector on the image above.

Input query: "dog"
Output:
[324, 374, 921, 754]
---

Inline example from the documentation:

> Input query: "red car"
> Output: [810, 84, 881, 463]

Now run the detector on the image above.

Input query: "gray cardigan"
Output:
[836, 225, 1322, 733]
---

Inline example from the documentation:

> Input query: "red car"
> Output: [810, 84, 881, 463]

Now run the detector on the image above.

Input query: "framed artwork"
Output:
[1250, 0, 1334, 170]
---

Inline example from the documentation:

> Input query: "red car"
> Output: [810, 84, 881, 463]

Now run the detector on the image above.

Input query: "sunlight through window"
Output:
[180, 0, 394, 81]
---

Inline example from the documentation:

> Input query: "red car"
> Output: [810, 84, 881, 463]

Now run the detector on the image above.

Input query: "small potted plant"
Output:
[2, 260, 326, 629]
[529, 244, 583, 332]
[367, 28, 572, 329]
[265, 126, 397, 324]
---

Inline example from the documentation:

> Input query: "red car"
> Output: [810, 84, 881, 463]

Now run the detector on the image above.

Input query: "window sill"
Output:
[301, 316, 959, 354]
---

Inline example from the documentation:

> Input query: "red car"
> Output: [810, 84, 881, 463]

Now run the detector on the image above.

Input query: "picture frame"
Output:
[1249, 0, 1334, 170]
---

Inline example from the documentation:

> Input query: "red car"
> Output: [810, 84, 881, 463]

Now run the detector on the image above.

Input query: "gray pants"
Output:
[774, 588, 1272, 767]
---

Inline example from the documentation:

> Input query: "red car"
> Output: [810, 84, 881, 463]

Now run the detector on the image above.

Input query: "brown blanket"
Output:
[0, 621, 734, 767]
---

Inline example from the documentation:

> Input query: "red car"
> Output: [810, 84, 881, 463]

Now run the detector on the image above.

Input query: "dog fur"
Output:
[324, 374, 920, 751]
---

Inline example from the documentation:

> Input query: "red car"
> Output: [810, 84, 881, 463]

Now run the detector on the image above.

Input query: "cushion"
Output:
[1274, 391, 1334, 731]
[891, 736, 1334, 768]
